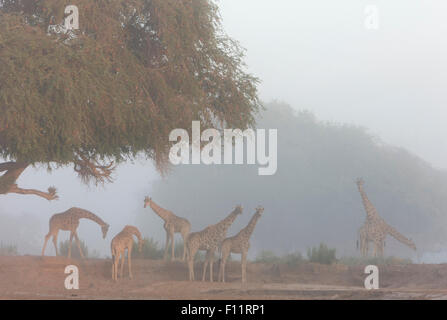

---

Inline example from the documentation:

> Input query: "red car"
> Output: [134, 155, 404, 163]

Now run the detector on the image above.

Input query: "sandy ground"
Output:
[1, 255, 447, 300]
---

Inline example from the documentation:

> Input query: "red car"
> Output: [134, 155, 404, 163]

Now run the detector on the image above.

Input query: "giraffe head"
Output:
[144, 196, 152, 208]
[101, 223, 109, 239]
[255, 206, 264, 215]
[234, 205, 243, 215]
[356, 178, 364, 186]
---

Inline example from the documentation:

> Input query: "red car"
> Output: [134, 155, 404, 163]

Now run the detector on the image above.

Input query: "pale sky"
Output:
[220, 0, 447, 169]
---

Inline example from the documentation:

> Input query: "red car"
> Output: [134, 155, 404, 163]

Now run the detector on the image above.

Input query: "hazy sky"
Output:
[1, 1, 446, 258]
[220, 0, 447, 169]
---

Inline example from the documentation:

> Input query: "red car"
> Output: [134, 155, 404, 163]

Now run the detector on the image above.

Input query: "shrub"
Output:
[307, 243, 337, 265]
[255, 250, 282, 263]
[59, 239, 89, 259]
[281, 252, 305, 266]
[132, 237, 164, 259]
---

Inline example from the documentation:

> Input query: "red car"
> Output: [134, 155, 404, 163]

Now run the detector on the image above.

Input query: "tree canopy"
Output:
[0, 0, 260, 199]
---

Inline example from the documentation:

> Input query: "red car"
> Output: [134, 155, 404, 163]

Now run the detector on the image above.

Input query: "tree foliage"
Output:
[0, 0, 260, 199]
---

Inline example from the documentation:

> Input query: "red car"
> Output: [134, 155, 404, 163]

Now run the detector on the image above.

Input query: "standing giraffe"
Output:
[144, 196, 191, 261]
[111, 225, 143, 281]
[42, 207, 109, 258]
[356, 178, 416, 257]
[186, 205, 243, 282]
[218, 206, 264, 283]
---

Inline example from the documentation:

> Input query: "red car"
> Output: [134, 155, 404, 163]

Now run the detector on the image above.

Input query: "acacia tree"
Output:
[0, 0, 260, 200]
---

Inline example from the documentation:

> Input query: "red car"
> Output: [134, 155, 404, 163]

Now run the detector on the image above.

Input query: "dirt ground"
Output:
[1, 255, 447, 300]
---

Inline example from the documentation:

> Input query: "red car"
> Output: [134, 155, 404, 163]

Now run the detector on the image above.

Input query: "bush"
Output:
[59, 239, 89, 259]
[255, 250, 282, 263]
[307, 243, 337, 265]
[0, 243, 18, 256]
[131, 238, 207, 261]
[281, 252, 305, 266]
[254, 250, 305, 266]
[132, 237, 164, 259]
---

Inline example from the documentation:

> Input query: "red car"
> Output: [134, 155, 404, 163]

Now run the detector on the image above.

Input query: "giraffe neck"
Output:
[124, 226, 142, 242]
[216, 210, 239, 235]
[357, 185, 379, 220]
[73, 208, 106, 227]
[385, 224, 414, 248]
[149, 200, 172, 222]
[239, 213, 261, 238]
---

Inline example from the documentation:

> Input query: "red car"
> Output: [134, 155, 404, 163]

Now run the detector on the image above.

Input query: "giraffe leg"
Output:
[171, 230, 175, 261]
[112, 256, 115, 280]
[187, 245, 195, 281]
[209, 250, 215, 282]
[112, 249, 117, 281]
[114, 250, 121, 280]
[219, 245, 230, 283]
[128, 246, 133, 279]
[42, 232, 51, 257]
[188, 258, 194, 281]
[181, 231, 188, 261]
[120, 252, 125, 278]
[74, 232, 85, 259]
[373, 242, 379, 258]
[163, 232, 170, 261]
[202, 253, 209, 282]
[118, 253, 124, 279]
[52, 231, 59, 256]
[365, 241, 370, 257]
[241, 251, 248, 283]
[68, 232, 74, 259]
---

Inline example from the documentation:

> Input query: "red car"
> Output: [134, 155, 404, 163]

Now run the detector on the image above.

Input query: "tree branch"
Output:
[0, 161, 59, 201]
[73, 154, 115, 185]
[8, 184, 58, 201]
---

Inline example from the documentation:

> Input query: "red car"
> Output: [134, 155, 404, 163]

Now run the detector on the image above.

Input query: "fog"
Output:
[1, 1, 447, 263]
[220, 0, 447, 169]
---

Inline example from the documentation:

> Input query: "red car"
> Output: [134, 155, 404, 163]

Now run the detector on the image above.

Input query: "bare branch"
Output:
[73, 155, 115, 185]
[0, 162, 59, 201]
[8, 184, 59, 201]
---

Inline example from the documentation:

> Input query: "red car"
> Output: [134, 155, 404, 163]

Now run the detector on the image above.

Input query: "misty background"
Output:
[1, 1, 447, 262]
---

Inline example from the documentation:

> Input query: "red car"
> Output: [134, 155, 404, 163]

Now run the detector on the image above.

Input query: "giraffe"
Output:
[356, 224, 368, 257]
[218, 206, 264, 283]
[144, 196, 191, 261]
[185, 205, 243, 282]
[111, 225, 143, 281]
[42, 207, 109, 259]
[356, 178, 416, 257]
